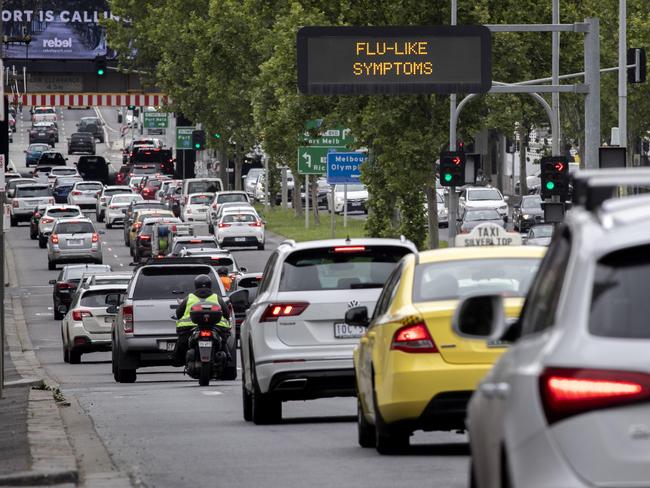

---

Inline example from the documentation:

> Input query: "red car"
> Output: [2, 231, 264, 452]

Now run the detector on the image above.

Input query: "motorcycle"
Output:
[185, 302, 230, 386]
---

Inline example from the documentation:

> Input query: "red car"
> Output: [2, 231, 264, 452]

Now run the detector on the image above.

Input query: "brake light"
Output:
[71, 310, 92, 321]
[12, 200, 18, 208]
[390, 323, 438, 353]
[92, 233, 99, 243]
[333, 246, 366, 253]
[134, 222, 142, 230]
[138, 234, 151, 241]
[218, 223, 231, 228]
[109, 205, 118, 209]
[260, 303, 309, 322]
[40, 217, 54, 224]
[123, 305, 134, 333]
[249, 220, 263, 227]
[34, 212, 41, 218]
[189, 239, 203, 244]
[71, 191, 82, 196]
[51, 234, 59, 244]
[56, 281, 73, 289]
[540, 368, 650, 424]
[199, 330, 212, 338]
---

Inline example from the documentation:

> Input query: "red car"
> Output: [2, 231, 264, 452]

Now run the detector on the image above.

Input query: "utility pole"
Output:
[584, 17, 601, 169]
[552, 0, 561, 154]
[447, 0, 458, 247]
[0, 0, 5, 398]
[618, 0, 627, 155]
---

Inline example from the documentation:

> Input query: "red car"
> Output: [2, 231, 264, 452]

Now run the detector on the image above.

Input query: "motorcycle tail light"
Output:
[199, 330, 212, 338]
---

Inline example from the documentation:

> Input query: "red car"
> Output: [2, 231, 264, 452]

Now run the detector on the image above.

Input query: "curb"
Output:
[0, 469, 77, 486]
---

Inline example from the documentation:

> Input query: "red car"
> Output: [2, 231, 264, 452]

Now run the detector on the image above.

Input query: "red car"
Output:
[139, 175, 170, 200]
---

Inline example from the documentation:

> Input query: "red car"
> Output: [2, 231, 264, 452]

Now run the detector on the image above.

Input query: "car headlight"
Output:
[522, 214, 531, 219]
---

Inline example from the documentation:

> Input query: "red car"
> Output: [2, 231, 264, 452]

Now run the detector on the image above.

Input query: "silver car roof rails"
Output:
[571, 168, 650, 211]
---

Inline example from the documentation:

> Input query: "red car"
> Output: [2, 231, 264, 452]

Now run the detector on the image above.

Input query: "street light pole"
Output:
[618, 0, 627, 154]
[552, 0, 561, 154]
[447, 0, 458, 247]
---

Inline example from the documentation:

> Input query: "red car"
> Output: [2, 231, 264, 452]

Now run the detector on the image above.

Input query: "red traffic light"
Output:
[554, 162, 565, 172]
[452, 156, 461, 165]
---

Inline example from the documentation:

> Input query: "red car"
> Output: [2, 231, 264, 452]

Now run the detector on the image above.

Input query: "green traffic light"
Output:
[195, 143, 201, 149]
[214, 133, 221, 139]
[546, 181, 555, 190]
[97, 68, 105, 76]
[444, 173, 452, 182]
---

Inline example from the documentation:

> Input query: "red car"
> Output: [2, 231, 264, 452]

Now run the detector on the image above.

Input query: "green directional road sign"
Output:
[143, 112, 169, 129]
[304, 119, 355, 146]
[298, 146, 345, 174]
[176, 126, 195, 150]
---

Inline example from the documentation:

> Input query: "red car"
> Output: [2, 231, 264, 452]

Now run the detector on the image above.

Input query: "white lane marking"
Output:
[201, 391, 223, 396]
[113, 254, 118, 258]
[119, 263, 124, 267]
[107, 248, 112, 251]
[34, 312, 52, 316]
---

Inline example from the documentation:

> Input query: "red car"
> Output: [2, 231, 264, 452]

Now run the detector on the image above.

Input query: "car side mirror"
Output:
[240, 266, 248, 273]
[345, 306, 369, 328]
[49, 279, 56, 285]
[57, 305, 68, 315]
[229, 288, 250, 312]
[105, 293, 122, 306]
[98, 230, 106, 235]
[452, 294, 506, 341]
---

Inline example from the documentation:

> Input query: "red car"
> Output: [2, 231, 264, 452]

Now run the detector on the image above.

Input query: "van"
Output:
[181, 178, 223, 209]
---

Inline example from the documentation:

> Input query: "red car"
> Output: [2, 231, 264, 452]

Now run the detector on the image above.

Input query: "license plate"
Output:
[158, 341, 176, 351]
[67, 239, 83, 246]
[334, 322, 365, 339]
[234, 237, 246, 242]
[487, 339, 509, 348]
[38, 132, 45, 136]
[198, 341, 212, 348]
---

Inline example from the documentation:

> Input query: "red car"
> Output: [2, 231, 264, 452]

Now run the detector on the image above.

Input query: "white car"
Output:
[239, 238, 417, 425]
[182, 193, 214, 222]
[67, 181, 103, 210]
[61, 282, 128, 364]
[47, 167, 79, 187]
[37, 205, 82, 248]
[32, 106, 57, 124]
[244, 168, 264, 197]
[105, 194, 144, 228]
[207, 191, 251, 232]
[10, 183, 54, 226]
[128, 176, 144, 191]
[96, 186, 133, 222]
[215, 210, 265, 250]
[457, 188, 650, 488]
[181, 178, 223, 212]
[331, 183, 368, 214]
[459, 186, 509, 221]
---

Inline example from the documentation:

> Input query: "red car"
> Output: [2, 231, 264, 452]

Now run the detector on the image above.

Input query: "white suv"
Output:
[239, 238, 416, 424]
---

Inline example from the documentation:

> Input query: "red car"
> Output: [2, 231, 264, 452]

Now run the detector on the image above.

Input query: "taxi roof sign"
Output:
[455, 223, 522, 247]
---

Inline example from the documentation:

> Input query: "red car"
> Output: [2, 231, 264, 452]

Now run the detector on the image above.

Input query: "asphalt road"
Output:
[7, 109, 470, 488]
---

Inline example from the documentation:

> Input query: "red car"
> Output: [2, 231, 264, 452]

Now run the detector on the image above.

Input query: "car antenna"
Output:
[345, 235, 351, 243]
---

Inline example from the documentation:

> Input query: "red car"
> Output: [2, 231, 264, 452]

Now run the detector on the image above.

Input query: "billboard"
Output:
[2, 1, 117, 60]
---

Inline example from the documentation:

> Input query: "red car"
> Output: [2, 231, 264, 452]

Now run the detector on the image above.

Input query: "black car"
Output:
[457, 208, 507, 234]
[77, 155, 111, 184]
[37, 151, 67, 167]
[29, 121, 57, 146]
[77, 117, 104, 143]
[49, 264, 112, 320]
[68, 132, 96, 155]
[512, 195, 544, 232]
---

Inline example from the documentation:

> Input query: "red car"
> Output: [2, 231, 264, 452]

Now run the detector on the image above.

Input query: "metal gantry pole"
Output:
[618, 0, 627, 155]
[305, 175, 309, 229]
[343, 183, 348, 228]
[551, 0, 561, 154]
[584, 17, 601, 169]
[447, 0, 458, 247]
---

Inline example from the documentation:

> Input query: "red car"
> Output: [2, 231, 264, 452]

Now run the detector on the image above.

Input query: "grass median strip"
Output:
[257, 207, 366, 242]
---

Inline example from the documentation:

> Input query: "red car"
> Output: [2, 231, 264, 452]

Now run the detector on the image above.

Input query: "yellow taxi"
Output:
[350, 229, 546, 454]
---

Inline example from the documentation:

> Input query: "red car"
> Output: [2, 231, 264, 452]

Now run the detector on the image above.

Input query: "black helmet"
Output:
[217, 267, 229, 276]
[194, 274, 212, 290]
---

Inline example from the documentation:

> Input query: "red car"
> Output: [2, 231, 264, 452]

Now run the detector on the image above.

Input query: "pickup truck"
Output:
[111, 261, 236, 383]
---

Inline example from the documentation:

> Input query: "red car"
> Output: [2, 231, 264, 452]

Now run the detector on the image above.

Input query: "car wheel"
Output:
[54, 307, 64, 320]
[10, 216, 16, 227]
[38, 236, 47, 249]
[106, 222, 112, 229]
[242, 379, 253, 421]
[69, 349, 81, 364]
[97, 211, 104, 223]
[208, 224, 214, 234]
[251, 353, 281, 425]
[30, 228, 37, 240]
[62, 332, 70, 363]
[469, 459, 478, 488]
[257, 243, 265, 251]
[357, 398, 376, 448]
[48, 259, 56, 271]
[114, 347, 136, 383]
[372, 375, 409, 454]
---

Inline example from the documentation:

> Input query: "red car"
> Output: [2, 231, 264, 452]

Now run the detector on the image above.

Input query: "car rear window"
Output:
[189, 194, 212, 205]
[16, 186, 50, 197]
[56, 178, 81, 187]
[188, 180, 222, 194]
[76, 183, 102, 191]
[52, 169, 78, 176]
[64, 265, 111, 280]
[279, 246, 411, 292]
[131, 166, 158, 175]
[412, 258, 541, 302]
[104, 188, 132, 196]
[590, 246, 650, 339]
[112, 195, 142, 204]
[133, 266, 217, 299]
[54, 222, 95, 234]
[81, 288, 125, 308]
[47, 208, 80, 218]
[223, 213, 256, 223]
[218, 194, 247, 204]
[172, 240, 218, 254]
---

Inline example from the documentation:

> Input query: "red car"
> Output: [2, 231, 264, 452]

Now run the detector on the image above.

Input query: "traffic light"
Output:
[213, 132, 221, 139]
[540, 156, 569, 199]
[627, 48, 647, 84]
[439, 151, 466, 187]
[192, 129, 206, 150]
[95, 57, 107, 77]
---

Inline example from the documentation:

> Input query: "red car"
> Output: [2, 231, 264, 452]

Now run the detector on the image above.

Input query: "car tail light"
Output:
[56, 281, 73, 289]
[92, 233, 99, 243]
[12, 200, 18, 208]
[198, 330, 212, 338]
[138, 234, 151, 241]
[260, 303, 309, 322]
[333, 246, 366, 253]
[71, 309, 92, 321]
[34, 212, 41, 219]
[50, 234, 59, 244]
[211, 203, 217, 209]
[122, 305, 134, 333]
[540, 368, 650, 424]
[109, 205, 118, 209]
[218, 223, 231, 228]
[40, 217, 54, 224]
[71, 191, 82, 196]
[134, 222, 142, 230]
[249, 220, 263, 227]
[390, 323, 438, 353]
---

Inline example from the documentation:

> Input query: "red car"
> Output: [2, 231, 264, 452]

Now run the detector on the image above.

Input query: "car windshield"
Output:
[47, 208, 80, 218]
[35, 107, 55, 114]
[34, 167, 52, 174]
[133, 203, 166, 212]
[65, 265, 110, 281]
[29, 144, 49, 152]
[530, 225, 553, 238]
[190, 194, 213, 205]
[188, 180, 222, 194]
[279, 246, 411, 291]
[55, 222, 95, 234]
[223, 213, 256, 223]
[465, 209, 500, 221]
[413, 258, 541, 302]
[40, 154, 65, 162]
[9, 180, 35, 190]
[81, 288, 125, 308]
[75, 183, 102, 191]
[522, 197, 542, 209]
[217, 194, 248, 204]
[133, 266, 218, 299]
[16, 186, 50, 197]
[468, 189, 501, 201]
[112, 195, 142, 204]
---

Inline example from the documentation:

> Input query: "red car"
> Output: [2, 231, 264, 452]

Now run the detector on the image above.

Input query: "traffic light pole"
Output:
[447, 0, 458, 247]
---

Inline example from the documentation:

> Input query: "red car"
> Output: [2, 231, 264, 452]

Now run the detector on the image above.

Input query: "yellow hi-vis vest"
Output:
[176, 293, 231, 330]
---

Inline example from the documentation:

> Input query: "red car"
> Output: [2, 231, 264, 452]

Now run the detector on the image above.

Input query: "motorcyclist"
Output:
[173, 274, 231, 366]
